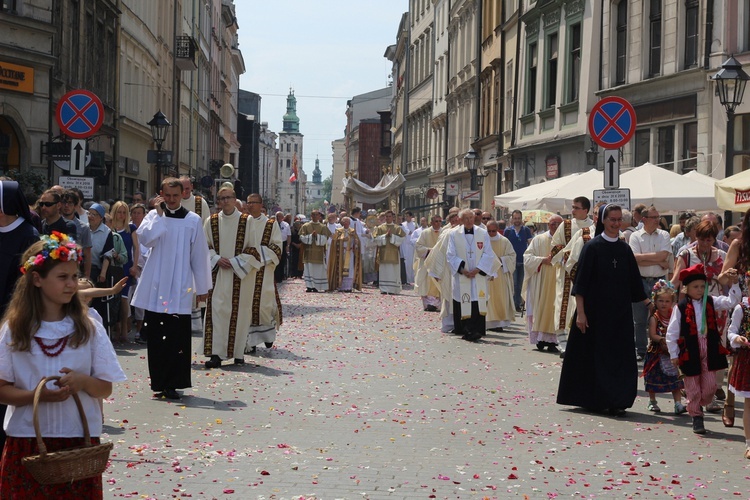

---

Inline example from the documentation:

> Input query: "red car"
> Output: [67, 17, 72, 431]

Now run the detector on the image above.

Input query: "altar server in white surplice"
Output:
[447, 209, 500, 342]
[132, 177, 212, 400]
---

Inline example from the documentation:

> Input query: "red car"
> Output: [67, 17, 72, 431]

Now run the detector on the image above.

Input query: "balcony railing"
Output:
[175, 35, 197, 71]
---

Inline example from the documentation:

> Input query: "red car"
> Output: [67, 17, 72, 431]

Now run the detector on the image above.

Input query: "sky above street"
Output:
[235, 1, 407, 180]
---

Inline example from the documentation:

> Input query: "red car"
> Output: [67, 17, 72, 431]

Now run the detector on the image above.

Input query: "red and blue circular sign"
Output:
[588, 96, 637, 149]
[55, 89, 104, 139]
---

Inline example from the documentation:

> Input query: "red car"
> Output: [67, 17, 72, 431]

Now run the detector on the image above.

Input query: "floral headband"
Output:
[651, 279, 677, 301]
[21, 231, 82, 274]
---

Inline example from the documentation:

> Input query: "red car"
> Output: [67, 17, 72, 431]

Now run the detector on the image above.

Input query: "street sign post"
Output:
[462, 190, 481, 201]
[70, 139, 86, 175]
[588, 96, 637, 149]
[603, 149, 619, 189]
[445, 183, 459, 196]
[55, 89, 104, 139]
[59, 176, 95, 199]
[593, 188, 631, 211]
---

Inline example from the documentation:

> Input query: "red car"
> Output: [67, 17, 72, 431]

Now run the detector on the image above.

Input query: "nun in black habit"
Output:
[556, 204, 649, 416]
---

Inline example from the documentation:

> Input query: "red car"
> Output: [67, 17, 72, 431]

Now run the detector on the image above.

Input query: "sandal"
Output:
[723, 404, 735, 427]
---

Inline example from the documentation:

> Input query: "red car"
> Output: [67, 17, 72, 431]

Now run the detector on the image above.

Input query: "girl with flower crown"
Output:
[0, 233, 126, 497]
[643, 280, 687, 414]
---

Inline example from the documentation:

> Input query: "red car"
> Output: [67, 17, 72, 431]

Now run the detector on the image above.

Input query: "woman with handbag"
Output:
[0, 233, 126, 497]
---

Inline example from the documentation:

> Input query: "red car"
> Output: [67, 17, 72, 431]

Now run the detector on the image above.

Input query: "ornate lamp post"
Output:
[713, 56, 750, 223]
[148, 110, 171, 186]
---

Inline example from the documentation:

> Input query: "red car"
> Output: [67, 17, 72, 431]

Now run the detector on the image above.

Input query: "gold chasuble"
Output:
[523, 231, 558, 340]
[486, 235, 516, 327]
[373, 223, 406, 263]
[327, 227, 362, 291]
[299, 222, 331, 263]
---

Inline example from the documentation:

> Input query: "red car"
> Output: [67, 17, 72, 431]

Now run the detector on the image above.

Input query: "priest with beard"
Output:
[557, 204, 648, 416]
[446, 209, 500, 342]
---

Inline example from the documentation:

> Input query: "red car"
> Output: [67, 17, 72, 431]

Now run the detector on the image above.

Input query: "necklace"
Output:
[34, 335, 69, 357]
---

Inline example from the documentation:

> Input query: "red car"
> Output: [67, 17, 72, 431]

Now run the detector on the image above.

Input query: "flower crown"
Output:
[21, 231, 82, 274]
[651, 279, 677, 301]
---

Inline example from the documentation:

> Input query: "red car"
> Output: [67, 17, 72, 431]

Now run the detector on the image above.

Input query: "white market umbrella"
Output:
[506, 168, 603, 213]
[619, 162, 717, 212]
[715, 168, 750, 212]
[493, 170, 588, 207]
[684, 170, 717, 188]
[520, 163, 717, 213]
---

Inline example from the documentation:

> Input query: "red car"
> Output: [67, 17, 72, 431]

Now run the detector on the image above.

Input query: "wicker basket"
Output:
[21, 376, 113, 485]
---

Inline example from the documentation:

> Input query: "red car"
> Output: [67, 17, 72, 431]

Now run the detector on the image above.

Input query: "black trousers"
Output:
[453, 300, 486, 336]
[144, 311, 192, 391]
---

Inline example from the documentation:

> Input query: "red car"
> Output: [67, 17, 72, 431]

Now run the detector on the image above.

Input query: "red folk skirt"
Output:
[729, 348, 750, 397]
[0, 436, 104, 499]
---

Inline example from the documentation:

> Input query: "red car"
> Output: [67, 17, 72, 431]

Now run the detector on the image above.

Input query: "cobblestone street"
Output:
[104, 280, 750, 499]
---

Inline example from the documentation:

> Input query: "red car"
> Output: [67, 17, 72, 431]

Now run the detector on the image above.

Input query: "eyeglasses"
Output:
[482, 217, 491, 220]
[571, 206, 583, 210]
[217, 196, 235, 202]
[60, 200, 76, 205]
[38, 201, 57, 207]
[246, 201, 261, 205]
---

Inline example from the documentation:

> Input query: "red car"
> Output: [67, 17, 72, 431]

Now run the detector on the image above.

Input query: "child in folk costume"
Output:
[666, 263, 740, 434]
[643, 280, 687, 414]
[0, 233, 126, 498]
[726, 293, 750, 459]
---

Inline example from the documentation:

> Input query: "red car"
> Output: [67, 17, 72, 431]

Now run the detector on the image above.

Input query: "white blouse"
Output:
[0, 315, 126, 438]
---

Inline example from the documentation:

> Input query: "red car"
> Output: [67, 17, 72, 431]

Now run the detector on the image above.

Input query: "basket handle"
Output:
[31, 376, 92, 457]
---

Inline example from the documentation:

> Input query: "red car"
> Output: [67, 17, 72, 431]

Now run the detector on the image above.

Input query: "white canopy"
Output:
[498, 163, 718, 214]
[715, 168, 750, 212]
[341, 172, 406, 204]
[493, 170, 588, 207]
[502, 169, 602, 212]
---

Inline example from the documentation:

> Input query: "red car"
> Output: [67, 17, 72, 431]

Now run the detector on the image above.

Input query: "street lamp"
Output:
[585, 142, 599, 166]
[476, 172, 486, 187]
[713, 55, 750, 223]
[148, 111, 171, 185]
[464, 147, 480, 172]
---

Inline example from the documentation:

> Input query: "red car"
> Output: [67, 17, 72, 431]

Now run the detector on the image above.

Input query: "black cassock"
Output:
[557, 234, 646, 411]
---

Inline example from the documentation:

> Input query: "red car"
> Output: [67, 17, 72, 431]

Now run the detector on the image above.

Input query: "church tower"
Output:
[277, 88, 305, 215]
[313, 156, 322, 183]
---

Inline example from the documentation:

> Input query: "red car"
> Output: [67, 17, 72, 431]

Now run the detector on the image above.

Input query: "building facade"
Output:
[277, 89, 306, 215]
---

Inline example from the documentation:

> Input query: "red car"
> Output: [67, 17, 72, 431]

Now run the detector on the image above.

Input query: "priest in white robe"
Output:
[523, 215, 562, 351]
[243, 193, 283, 351]
[203, 187, 281, 368]
[446, 209, 500, 342]
[373, 210, 406, 294]
[424, 212, 461, 332]
[299, 210, 331, 292]
[414, 214, 442, 311]
[132, 177, 212, 400]
[549, 196, 593, 356]
[485, 220, 516, 331]
[400, 211, 417, 284]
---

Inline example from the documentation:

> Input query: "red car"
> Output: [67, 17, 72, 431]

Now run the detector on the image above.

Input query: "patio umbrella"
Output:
[522, 209, 556, 224]
[715, 168, 750, 212]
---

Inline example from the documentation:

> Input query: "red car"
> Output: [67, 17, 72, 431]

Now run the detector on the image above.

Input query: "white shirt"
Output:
[628, 227, 671, 278]
[0, 316, 126, 438]
[277, 220, 291, 240]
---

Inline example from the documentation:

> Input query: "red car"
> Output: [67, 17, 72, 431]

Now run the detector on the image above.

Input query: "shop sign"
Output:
[0, 60, 34, 94]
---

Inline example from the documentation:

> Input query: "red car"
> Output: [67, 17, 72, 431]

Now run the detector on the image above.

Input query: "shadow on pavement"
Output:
[249, 347, 312, 362]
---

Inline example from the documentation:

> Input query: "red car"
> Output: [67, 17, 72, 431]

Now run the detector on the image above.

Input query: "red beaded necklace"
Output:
[34, 336, 69, 357]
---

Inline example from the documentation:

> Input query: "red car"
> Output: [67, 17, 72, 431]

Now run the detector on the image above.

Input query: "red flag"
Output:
[289, 153, 298, 182]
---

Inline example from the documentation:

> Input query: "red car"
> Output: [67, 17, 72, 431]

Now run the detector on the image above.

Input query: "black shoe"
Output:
[205, 355, 221, 369]
[265, 342, 274, 348]
[547, 344, 560, 353]
[536, 342, 546, 352]
[306, 288, 313, 292]
[692, 416, 706, 434]
[312, 288, 319, 293]
[249, 346, 257, 353]
[234, 358, 245, 365]
[162, 389, 181, 400]
[425, 305, 438, 312]
[462, 331, 483, 342]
